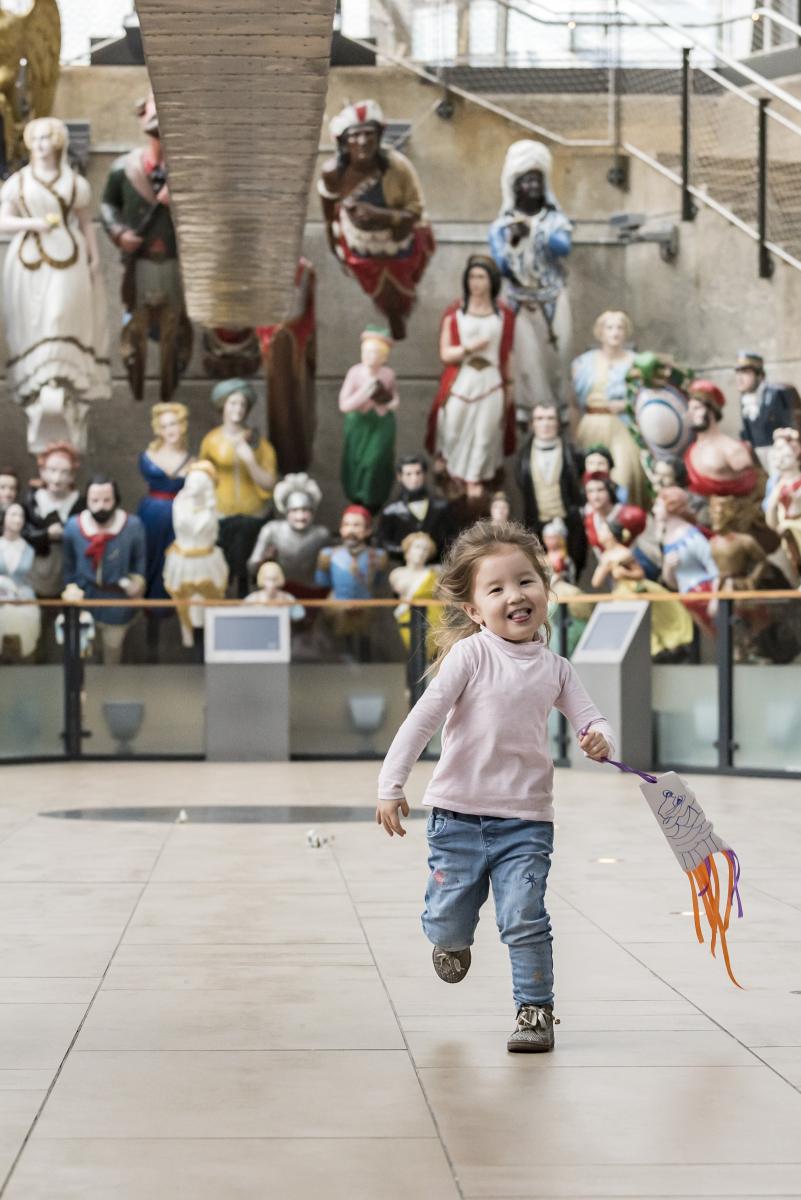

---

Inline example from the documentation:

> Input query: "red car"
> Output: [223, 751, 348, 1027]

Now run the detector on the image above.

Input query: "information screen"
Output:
[580, 610, 636, 653]
[213, 614, 282, 653]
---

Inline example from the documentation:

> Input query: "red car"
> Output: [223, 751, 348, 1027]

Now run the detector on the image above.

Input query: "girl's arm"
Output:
[376, 642, 474, 834]
[554, 659, 617, 761]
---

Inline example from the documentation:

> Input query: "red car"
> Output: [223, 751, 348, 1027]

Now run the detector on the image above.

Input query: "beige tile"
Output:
[0, 1089, 46, 1157]
[621, 939, 801, 993]
[0, 883, 141, 934]
[36, 1050, 435, 1139]
[0, 1004, 85, 1070]
[4, 1138, 460, 1200]
[123, 884, 364, 945]
[77, 980, 403, 1051]
[458, 1163, 801, 1197]
[0, 977, 98, 1004]
[103, 942, 374, 990]
[0, 1070, 52, 1091]
[407, 1028, 758, 1070]
[0, 934, 118, 978]
[0, 820, 167, 883]
[148, 843, 347, 888]
[758, 1047, 801, 1086]
[419, 1065, 801, 1178]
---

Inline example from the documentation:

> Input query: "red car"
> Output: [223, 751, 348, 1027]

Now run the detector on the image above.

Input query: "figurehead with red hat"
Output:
[317, 99, 434, 341]
[684, 379, 758, 499]
[314, 504, 387, 607]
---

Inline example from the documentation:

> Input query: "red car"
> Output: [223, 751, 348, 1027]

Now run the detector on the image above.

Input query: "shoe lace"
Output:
[517, 1005, 560, 1031]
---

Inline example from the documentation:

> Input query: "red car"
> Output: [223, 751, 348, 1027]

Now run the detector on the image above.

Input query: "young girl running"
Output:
[376, 520, 614, 1053]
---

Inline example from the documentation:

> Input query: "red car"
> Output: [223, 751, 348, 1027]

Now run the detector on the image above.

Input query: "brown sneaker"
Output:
[507, 1005, 559, 1053]
[432, 945, 472, 984]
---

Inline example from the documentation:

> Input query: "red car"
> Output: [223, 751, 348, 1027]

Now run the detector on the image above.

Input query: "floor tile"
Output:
[406, 1028, 758, 1069]
[77, 979, 403, 1051]
[123, 884, 364, 945]
[35, 1050, 435, 1139]
[0, 935, 119, 978]
[103, 942, 375, 990]
[4, 1138, 460, 1200]
[457, 1162, 801, 1196]
[419, 1065, 801, 1172]
[0, 1004, 86, 1070]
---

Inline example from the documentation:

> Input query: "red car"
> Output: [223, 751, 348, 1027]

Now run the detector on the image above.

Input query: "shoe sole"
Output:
[432, 946, 471, 984]
[506, 1038, 554, 1053]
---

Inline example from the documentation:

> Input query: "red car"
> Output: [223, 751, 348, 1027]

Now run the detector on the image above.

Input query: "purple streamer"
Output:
[697, 851, 743, 919]
[726, 849, 744, 918]
[600, 757, 658, 784]
[698, 855, 711, 897]
[578, 721, 658, 783]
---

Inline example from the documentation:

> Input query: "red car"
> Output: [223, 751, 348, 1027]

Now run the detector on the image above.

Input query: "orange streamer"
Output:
[686, 856, 742, 989]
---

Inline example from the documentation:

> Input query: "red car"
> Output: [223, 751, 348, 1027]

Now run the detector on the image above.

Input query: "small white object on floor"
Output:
[306, 828, 333, 848]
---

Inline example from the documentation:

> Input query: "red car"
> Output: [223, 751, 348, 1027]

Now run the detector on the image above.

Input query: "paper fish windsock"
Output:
[639, 771, 743, 987]
[581, 726, 744, 987]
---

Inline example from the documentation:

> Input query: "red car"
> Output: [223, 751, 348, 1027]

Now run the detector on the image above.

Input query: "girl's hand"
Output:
[579, 730, 610, 761]
[376, 798, 410, 837]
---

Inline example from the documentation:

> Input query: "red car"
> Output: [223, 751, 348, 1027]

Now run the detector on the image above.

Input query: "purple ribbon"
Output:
[694, 854, 743, 920]
[726, 849, 744, 918]
[578, 722, 658, 784]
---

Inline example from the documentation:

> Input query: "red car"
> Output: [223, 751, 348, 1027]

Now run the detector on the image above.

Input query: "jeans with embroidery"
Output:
[422, 808, 554, 1008]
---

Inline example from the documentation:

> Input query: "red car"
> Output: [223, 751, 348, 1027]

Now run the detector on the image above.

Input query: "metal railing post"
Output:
[557, 604, 570, 763]
[681, 47, 696, 221]
[62, 606, 83, 759]
[758, 97, 774, 279]
[607, 3, 628, 190]
[715, 598, 735, 770]
[408, 605, 428, 709]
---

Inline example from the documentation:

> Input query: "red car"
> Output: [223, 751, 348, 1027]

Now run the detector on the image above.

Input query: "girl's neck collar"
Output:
[479, 625, 545, 656]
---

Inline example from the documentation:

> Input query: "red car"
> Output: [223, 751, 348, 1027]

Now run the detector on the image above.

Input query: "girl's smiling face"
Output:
[463, 545, 548, 642]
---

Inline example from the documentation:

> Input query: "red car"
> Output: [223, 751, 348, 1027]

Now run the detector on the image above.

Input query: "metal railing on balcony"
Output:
[341, 0, 801, 279]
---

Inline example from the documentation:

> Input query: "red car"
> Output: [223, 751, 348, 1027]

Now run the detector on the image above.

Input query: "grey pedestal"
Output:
[204, 664, 290, 761]
[569, 602, 652, 772]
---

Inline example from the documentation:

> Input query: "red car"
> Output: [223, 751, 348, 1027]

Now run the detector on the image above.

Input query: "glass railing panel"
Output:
[288, 600, 411, 758]
[653, 663, 719, 769]
[731, 596, 801, 772]
[0, 662, 64, 758]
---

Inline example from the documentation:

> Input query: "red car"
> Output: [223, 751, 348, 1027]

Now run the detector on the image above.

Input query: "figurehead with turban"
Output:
[487, 139, 575, 424]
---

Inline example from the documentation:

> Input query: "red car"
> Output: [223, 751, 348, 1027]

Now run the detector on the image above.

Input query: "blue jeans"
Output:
[422, 808, 554, 1008]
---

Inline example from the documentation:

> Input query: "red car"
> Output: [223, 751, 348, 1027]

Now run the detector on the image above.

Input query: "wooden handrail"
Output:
[1, 590, 799, 609]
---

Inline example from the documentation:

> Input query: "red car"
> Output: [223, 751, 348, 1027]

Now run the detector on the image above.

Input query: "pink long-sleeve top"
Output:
[378, 626, 616, 822]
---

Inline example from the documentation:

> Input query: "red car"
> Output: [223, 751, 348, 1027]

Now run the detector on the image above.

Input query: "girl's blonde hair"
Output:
[148, 402, 189, 451]
[428, 520, 552, 672]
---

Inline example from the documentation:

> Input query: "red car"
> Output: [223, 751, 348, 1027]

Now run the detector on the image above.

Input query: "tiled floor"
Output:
[0, 761, 799, 1198]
